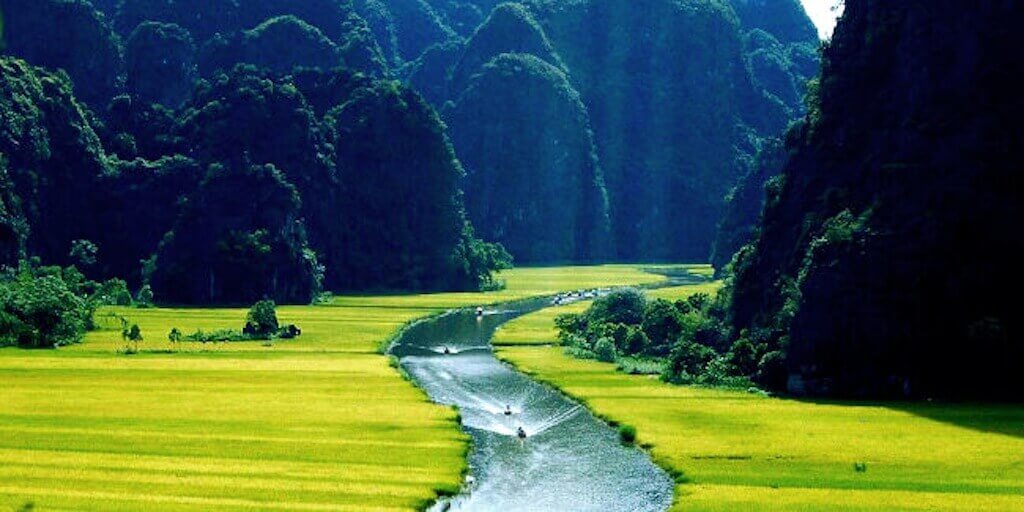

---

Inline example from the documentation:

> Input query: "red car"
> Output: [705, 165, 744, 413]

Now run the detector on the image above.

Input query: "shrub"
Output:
[642, 299, 684, 351]
[555, 312, 587, 343]
[616, 356, 666, 375]
[135, 285, 154, 308]
[728, 335, 767, 375]
[618, 424, 637, 445]
[588, 288, 646, 325]
[623, 326, 650, 354]
[755, 350, 789, 389]
[0, 271, 90, 348]
[594, 337, 618, 363]
[244, 300, 279, 336]
[94, 279, 133, 306]
[667, 341, 717, 378]
[687, 292, 711, 311]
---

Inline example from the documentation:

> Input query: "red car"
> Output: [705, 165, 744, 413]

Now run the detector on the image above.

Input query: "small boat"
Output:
[476, 307, 484, 317]
[504, 405, 514, 416]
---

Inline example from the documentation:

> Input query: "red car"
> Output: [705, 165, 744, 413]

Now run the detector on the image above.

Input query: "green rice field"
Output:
[0, 265, 665, 512]
[495, 282, 1024, 511]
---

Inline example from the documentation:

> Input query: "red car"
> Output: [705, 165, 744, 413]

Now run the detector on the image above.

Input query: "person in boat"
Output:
[504, 404, 513, 416]
[516, 426, 527, 439]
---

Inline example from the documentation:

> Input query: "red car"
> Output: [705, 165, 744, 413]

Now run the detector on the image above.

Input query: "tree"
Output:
[69, 240, 98, 268]
[244, 300, 279, 337]
[642, 299, 684, 351]
[0, 267, 91, 348]
[588, 289, 646, 326]
[148, 163, 322, 304]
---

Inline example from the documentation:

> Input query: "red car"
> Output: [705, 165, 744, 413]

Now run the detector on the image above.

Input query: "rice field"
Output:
[0, 265, 666, 512]
[495, 283, 1024, 511]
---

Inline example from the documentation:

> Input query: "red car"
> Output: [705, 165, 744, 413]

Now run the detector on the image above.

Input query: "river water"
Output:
[389, 294, 674, 512]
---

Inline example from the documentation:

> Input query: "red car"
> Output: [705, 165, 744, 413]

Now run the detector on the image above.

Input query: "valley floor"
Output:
[494, 283, 1024, 511]
[0, 266, 665, 512]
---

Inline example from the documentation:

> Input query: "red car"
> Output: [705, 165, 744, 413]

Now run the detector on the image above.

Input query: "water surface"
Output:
[390, 295, 673, 512]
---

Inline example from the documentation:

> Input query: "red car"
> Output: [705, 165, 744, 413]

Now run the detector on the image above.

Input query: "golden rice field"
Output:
[495, 283, 1024, 511]
[0, 265, 666, 512]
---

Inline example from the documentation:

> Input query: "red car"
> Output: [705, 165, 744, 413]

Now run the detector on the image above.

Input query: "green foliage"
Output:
[148, 163, 322, 304]
[617, 424, 637, 445]
[167, 327, 182, 343]
[135, 285, 154, 308]
[199, 16, 342, 77]
[94, 278, 132, 306]
[588, 289, 646, 326]
[593, 337, 617, 363]
[244, 300, 279, 337]
[126, 21, 196, 107]
[447, 52, 611, 263]
[0, 0, 123, 106]
[665, 341, 717, 383]
[641, 299, 684, 355]
[69, 240, 98, 267]
[0, 263, 92, 348]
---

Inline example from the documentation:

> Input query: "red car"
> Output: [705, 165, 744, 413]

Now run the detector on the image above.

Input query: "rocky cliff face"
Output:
[727, 0, 1024, 398]
[447, 53, 610, 263]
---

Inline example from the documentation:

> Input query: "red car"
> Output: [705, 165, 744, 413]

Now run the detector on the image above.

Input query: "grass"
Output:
[495, 282, 1024, 511]
[0, 265, 667, 512]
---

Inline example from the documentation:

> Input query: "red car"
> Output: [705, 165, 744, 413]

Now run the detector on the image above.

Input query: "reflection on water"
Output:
[390, 297, 673, 512]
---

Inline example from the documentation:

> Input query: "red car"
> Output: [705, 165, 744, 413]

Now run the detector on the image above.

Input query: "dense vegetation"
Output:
[0, 260, 135, 348]
[2, 0, 823, 303]
[2, 0, 516, 307]
[384, 0, 819, 263]
[710, 1, 1023, 399]
[556, 286, 750, 387]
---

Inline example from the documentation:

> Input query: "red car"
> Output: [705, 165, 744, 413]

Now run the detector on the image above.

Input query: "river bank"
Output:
[494, 284, 1024, 511]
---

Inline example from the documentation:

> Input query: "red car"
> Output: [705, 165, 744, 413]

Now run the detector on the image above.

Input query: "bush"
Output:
[244, 300, 279, 336]
[755, 350, 789, 389]
[168, 327, 183, 344]
[135, 285, 154, 308]
[623, 326, 650, 354]
[642, 299, 684, 351]
[0, 269, 91, 348]
[667, 341, 717, 378]
[618, 424, 637, 445]
[727, 335, 767, 375]
[594, 337, 618, 363]
[555, 312, 587, 343]
[94, 279, 133, 306]
[616, 356, 666, 375]
[588, 288, 646, 325]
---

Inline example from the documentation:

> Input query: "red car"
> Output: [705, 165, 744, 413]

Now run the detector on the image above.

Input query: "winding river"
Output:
[389, 293, 674, 512]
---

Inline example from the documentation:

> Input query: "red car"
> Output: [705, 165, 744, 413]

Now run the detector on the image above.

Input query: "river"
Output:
[389, 292, 674, 512]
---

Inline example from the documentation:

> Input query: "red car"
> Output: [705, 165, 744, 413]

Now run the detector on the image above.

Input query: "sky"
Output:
[799, 0, 845, 39]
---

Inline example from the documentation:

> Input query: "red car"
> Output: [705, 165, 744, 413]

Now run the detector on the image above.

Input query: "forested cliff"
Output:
[1, 0, 818, 304]
[723, 0, 1023, 398]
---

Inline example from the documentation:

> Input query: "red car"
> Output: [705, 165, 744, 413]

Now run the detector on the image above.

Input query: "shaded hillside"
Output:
[710, 137, 786, 273]
[528, 0, 769, 261]
[447, 53, 609, 263]
[726, 0, 1024, 399]
[0, 0, 123, 106]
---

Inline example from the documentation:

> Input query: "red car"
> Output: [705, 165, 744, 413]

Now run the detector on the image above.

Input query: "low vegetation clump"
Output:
[555, 287, 749, 387]
[0, 260, 146, 349]
[173, 300, 301, 343]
